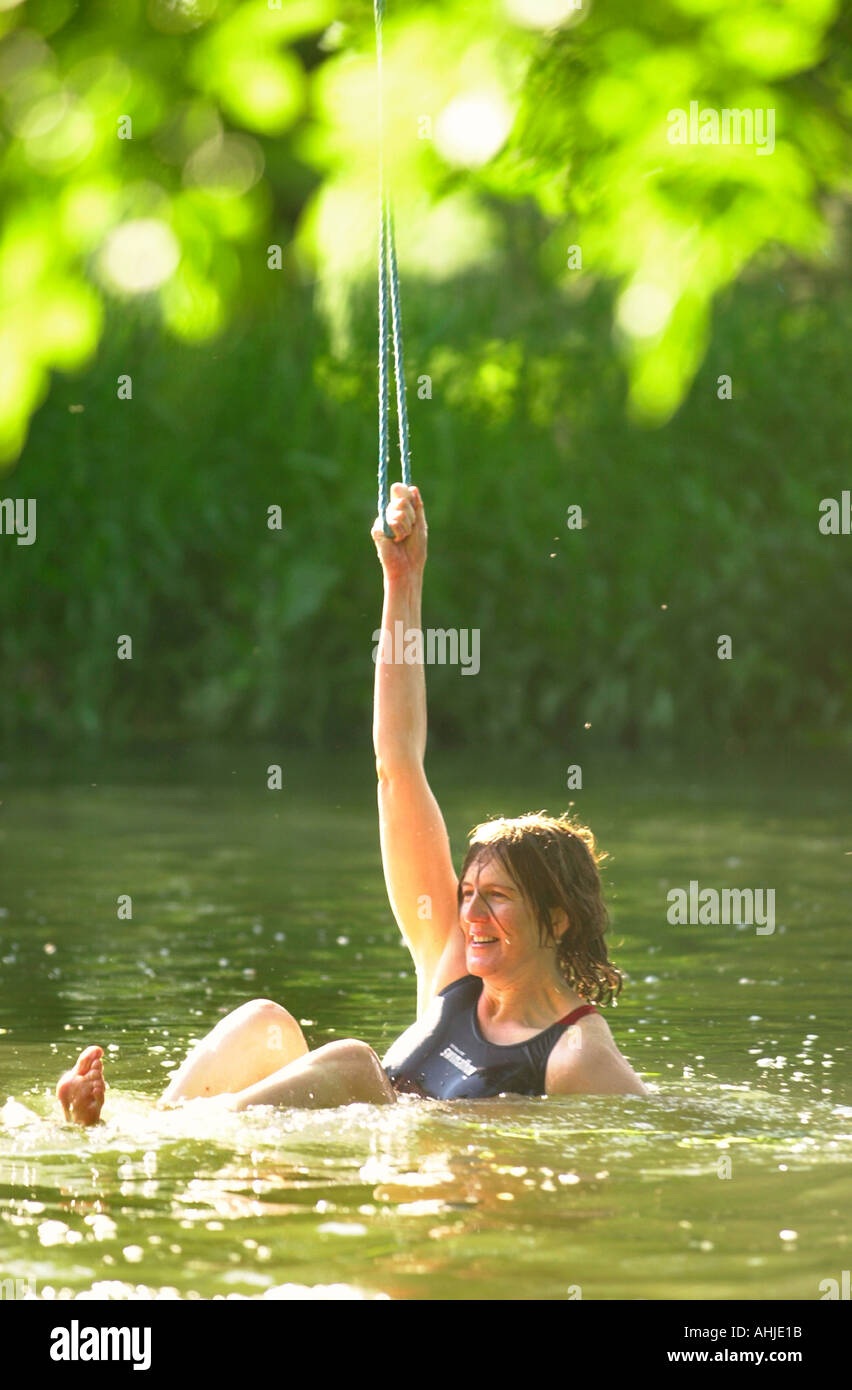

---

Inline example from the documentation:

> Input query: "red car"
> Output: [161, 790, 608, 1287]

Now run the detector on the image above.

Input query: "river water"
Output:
[0, 747, 848, 1300]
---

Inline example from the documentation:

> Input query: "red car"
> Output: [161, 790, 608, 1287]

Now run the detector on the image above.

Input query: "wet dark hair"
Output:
[456, 810, 623, 1005]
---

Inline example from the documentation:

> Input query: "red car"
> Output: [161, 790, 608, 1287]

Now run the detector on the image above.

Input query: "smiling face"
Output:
[458, 851, 566, 983]
[455, 814, 623, 1005]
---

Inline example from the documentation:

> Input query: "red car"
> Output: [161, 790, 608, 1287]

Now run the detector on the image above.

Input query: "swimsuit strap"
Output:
[557, 1004, 598, 1028]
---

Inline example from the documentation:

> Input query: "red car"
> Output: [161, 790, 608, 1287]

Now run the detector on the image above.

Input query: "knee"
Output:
[339, 1039, 386, 1078]
[322, 1038, 383, 1073]
[303, 1039, 394, 1106]
[216, 998, 295, 1037]
[240, 997, 287, 1018]
[204, 998, 307, 1074]
[244, 997, 289, 1020]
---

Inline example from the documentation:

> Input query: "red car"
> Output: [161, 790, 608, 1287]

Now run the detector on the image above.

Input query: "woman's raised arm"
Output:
[372, 484, 462, 1016]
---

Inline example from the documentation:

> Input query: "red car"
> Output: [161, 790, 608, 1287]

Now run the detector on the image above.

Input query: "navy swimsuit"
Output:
[382, 974, 597, 1100]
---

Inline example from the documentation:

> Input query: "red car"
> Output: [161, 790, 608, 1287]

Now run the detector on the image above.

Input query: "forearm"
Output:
[373, 570, 427, 773]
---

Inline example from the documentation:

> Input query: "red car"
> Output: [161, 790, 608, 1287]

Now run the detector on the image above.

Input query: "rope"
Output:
[374, 0, 410, 538]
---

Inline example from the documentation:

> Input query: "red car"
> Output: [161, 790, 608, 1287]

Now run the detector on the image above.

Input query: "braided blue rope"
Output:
[386, 199, 411, 488]
[374, 0, 410, 539]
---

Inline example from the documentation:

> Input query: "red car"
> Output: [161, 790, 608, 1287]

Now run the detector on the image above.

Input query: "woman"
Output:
[57, 483, 645, 1126]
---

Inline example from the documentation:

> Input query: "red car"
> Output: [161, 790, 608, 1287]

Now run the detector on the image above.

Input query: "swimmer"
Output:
[56, 483, 646, 1125]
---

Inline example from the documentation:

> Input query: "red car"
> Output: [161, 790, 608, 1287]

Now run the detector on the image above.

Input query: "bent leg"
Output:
[231, 1039, 397, 1111]
[161, 999, 309, 1104]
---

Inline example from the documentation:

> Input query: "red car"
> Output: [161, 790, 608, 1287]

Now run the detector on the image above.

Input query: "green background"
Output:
[1, 0, 849, 751]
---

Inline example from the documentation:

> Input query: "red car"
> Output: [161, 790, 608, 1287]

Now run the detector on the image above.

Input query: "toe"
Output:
[76, 1045, 104, 1076]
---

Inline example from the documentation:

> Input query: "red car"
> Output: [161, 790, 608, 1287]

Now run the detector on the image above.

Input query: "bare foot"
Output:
[56, 1045, 105, 1126]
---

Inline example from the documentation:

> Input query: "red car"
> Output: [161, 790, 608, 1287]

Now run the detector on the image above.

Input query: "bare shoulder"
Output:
[544, 1011, 648, 1097]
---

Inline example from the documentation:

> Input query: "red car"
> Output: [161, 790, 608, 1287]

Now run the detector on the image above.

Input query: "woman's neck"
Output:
[477, 968, 584, 1029]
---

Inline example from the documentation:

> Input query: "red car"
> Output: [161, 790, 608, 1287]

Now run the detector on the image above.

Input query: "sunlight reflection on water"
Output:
[1, 750, 849, 1299]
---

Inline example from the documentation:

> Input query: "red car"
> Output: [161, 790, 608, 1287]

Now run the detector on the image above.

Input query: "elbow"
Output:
[375, 755, 400, 786]
[375, 755, 421, 786]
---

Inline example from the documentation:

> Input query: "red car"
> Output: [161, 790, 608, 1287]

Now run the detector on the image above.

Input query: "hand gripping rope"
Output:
[374, 0, 411, 538]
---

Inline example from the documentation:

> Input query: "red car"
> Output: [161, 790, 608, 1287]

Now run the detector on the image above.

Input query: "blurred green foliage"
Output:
[0, 0, 849, 751]
[3, 261, 850, 752]
[1, 0, 849, 458]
